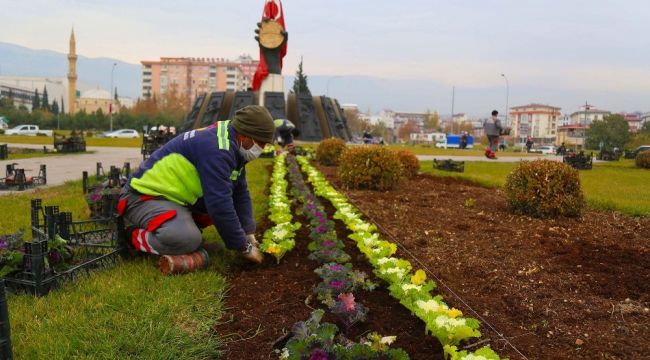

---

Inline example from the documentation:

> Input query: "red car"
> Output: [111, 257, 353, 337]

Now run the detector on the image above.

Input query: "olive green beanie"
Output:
[232, 105, 275, 144]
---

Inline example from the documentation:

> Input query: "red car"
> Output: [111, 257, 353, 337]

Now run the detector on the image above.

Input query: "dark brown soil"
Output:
[215, 202, 444, 359]
[317, 165, 650, 360]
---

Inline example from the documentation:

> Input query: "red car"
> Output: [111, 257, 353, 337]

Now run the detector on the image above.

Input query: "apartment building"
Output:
[141, 56, 259, 104]
[509, 103, 561, 145]
[569, 106, 610, 126]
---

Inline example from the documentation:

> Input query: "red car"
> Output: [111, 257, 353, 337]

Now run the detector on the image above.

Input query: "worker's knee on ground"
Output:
[155, 223, 203, 255]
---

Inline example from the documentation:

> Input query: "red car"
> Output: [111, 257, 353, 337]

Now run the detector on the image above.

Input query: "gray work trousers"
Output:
[120, 189, 203, 255]
[487, 135, 500, 152]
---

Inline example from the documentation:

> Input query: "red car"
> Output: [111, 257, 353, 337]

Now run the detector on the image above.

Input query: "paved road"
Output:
[1, 143, 142, 195]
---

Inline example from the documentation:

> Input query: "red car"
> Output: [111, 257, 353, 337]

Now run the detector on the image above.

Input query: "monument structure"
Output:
[178, 0, 352, 143]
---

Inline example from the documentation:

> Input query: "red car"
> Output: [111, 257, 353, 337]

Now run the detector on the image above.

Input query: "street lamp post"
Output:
[110, 63, 117, 132]
[326, 76, 341, 97]
[500, 73, 509, 128]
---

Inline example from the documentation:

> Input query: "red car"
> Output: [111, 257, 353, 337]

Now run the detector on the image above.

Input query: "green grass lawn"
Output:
[7, 152, 64, 160]
[3, 158, 272, 359]
[1, 135, 141, 148]
[386, 143, 538, 157]
[422, 159, 650, 216]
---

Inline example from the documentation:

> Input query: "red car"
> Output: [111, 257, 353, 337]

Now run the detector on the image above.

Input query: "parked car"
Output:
[102, 129, 139, 138]
[4, 124, 53, 137]
[534, 145, 556, 155]
[635, 145, 650, 154]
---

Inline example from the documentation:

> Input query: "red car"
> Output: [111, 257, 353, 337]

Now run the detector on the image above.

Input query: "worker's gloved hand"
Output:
[241, 242, 264, 264]
[245, 233, 259, 247]
[287, 144, 296, 155]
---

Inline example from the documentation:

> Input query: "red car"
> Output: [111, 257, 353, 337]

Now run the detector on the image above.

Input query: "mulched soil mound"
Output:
[317, 165, 650, 360]
[216, 201, 444, 359]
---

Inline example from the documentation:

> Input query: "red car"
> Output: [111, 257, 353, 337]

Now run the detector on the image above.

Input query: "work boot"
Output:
[158, 248, 210, 275]
[241, 242, 264, 264]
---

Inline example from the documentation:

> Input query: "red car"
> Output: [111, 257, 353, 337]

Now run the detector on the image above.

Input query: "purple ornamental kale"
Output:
[329, 264, 344, 272]
[308, 349, 329, 360]
[329, 280, 344, 290]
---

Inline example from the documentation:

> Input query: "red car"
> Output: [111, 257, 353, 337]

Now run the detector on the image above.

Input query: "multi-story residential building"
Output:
[235, 54, 258, 91]
[390, 111, 426, 131]
[141, 56, 259, 105]
[509, 103, 561, 145]
[621, 112, 643, 132]
[569, 105, 610, 126]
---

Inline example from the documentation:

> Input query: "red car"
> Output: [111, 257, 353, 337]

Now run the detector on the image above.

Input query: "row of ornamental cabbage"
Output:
[296, 156, 501, 360]
[260, 153, 301, 262]
[276, 155, 409, 359]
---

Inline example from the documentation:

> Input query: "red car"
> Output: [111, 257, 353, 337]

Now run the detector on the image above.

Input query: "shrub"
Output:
[504, 159, 584, 218]
[393, 150, 420, 178]
[635, 151, 650, 169]
[316, 138, 347, 166]
[339, 146, 402, 191]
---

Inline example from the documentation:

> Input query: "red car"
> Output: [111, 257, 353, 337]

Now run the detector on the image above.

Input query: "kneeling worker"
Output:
[118, 105, 276, 273]
[274, 119, 300, 154]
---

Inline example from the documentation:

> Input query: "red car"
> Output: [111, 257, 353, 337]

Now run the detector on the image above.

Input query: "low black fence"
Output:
[563, 152, 593, 170]
[82, 162, 130, 219]
[1, 199, 119, 296]
[54, 133, 86, 153]
[0, 164, 47, 191]
[433, 159, 465, 172]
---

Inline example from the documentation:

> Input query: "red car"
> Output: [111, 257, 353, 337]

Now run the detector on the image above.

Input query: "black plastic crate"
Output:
[0, 164, 47, 191]
[5, 200, 120, 296]
[0, 281, 12, 359]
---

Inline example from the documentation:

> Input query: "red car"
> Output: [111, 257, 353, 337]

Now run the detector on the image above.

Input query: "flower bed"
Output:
[275, 155, 408, 359]
[296, 156, 501, 360]
[260, 153, 301, 262]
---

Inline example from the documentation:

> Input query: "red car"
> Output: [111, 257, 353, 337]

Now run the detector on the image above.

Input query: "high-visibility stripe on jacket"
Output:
[128, 121, 254, 250]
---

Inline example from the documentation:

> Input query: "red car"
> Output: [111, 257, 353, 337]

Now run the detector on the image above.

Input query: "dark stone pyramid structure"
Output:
[179, 90, 351, 143]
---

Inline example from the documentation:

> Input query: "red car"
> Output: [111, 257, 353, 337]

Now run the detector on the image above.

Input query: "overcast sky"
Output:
[1, 0, 649, 115]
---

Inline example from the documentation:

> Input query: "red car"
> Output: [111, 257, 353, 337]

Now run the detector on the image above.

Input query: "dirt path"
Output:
[318, 165, 650, 360]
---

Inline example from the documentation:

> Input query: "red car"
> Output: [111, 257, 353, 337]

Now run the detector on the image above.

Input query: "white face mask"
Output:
[239, 140, 263, 162]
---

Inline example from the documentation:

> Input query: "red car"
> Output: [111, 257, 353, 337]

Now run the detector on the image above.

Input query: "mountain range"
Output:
[0, 42, 141, 99]
[1, 42, 645, 115]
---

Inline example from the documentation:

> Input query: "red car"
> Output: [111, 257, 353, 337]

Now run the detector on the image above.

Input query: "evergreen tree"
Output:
[42, 85, 50, 111]
[292, 56, 311, 96]
[32, 89, 41, 110]
[60, 96, 65, 114]
[51, 99, 60, 115]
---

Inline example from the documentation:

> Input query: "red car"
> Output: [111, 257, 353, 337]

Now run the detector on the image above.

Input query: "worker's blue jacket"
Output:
[128, 121, 253, 250]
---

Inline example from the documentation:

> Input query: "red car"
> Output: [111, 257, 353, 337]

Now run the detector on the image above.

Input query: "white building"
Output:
[569, 106, 610, 126]
[509, 103, 561, 145]
[0, 76, 95, 113]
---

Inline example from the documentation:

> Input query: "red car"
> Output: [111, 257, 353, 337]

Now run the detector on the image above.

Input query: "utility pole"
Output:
[110, 63, 117, 132]
[501, 73, 509, 128]
[450, 86, 455, 134]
